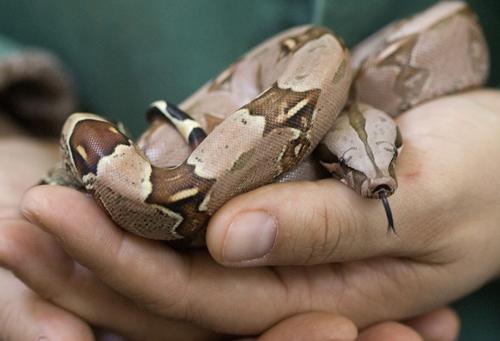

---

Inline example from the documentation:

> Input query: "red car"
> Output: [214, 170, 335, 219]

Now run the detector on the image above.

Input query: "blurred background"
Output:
[0, 1, 498, 339]
[0, 0, 498, 136]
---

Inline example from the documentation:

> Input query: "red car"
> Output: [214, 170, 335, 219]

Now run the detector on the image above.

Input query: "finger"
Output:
[19, 185, 456, 336]
[405, 307, 460, 341]
[206, 178, 413, 267]
[257, 312, 357, 341]
[357, 321, 423, 341]
[0, 217, 216, 340]
[357, 307, 460, 341]
[18, 183, 462, 335]
[20, 185, 297, 334]
[0, 267, 94, 341]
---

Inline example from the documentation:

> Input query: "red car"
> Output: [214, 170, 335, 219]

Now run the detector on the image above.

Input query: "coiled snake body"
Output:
[46, 1, 489, 247]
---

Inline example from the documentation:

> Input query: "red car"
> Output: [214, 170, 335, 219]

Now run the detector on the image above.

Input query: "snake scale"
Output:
[45, 1, 489, 247]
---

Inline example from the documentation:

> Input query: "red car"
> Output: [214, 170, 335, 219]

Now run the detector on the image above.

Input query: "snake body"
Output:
[50, 1, 488, 246]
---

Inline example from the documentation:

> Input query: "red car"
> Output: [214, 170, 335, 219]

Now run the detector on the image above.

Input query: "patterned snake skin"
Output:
[45, 1, 489, 247]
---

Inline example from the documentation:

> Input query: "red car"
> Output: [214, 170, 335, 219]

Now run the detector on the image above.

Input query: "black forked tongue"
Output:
[374, 185, 395, 235]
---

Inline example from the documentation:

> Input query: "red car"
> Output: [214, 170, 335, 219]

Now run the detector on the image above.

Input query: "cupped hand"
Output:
[15, 90, 500, 338]
[0, 117, 458, 340]
[2, 196, 460, 341]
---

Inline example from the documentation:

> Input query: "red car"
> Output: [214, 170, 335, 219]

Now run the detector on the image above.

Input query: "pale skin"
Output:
[0, 116, 457, 341]
[3, 90, 499, 339]
[0, 116, 458, 340]
[0, 117, 457, 341]
[0, 128, 94, 340]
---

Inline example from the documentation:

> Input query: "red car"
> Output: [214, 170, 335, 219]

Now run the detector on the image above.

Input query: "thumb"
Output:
[207, 179, 409, 266]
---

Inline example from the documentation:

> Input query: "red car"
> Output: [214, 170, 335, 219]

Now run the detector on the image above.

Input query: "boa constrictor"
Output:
[46, 1, 489, 247]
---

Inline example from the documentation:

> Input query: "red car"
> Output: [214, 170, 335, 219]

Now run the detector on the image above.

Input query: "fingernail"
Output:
[222, 210, 277, 263]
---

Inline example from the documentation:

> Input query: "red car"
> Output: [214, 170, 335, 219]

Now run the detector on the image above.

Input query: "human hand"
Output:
[16, 90, 499, 338]
[3, 189, 459, 341]
[0, 120, 460, 340]
[0, 125, 217, 340]
[0, 216, 459, 341]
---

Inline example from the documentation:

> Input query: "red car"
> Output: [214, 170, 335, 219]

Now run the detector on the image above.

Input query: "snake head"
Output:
[317, 103, 402, 199]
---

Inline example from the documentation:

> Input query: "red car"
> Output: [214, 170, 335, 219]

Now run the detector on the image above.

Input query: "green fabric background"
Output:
[0, 35, 22, 59]
[0, 1, 498, 339]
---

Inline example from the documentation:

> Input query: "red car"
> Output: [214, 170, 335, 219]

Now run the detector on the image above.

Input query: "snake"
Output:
[44, 1, 489, 247]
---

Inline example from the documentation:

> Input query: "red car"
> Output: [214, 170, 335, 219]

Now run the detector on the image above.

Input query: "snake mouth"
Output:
[361, 178, 397, 199]
[373, 184, 393, 198]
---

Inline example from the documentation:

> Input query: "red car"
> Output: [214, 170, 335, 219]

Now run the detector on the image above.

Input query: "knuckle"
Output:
[109, 234, 191, 320]
[274, 182, 363, 264]
[291, 187, 359, 264]
[319, 196, 358, 262]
